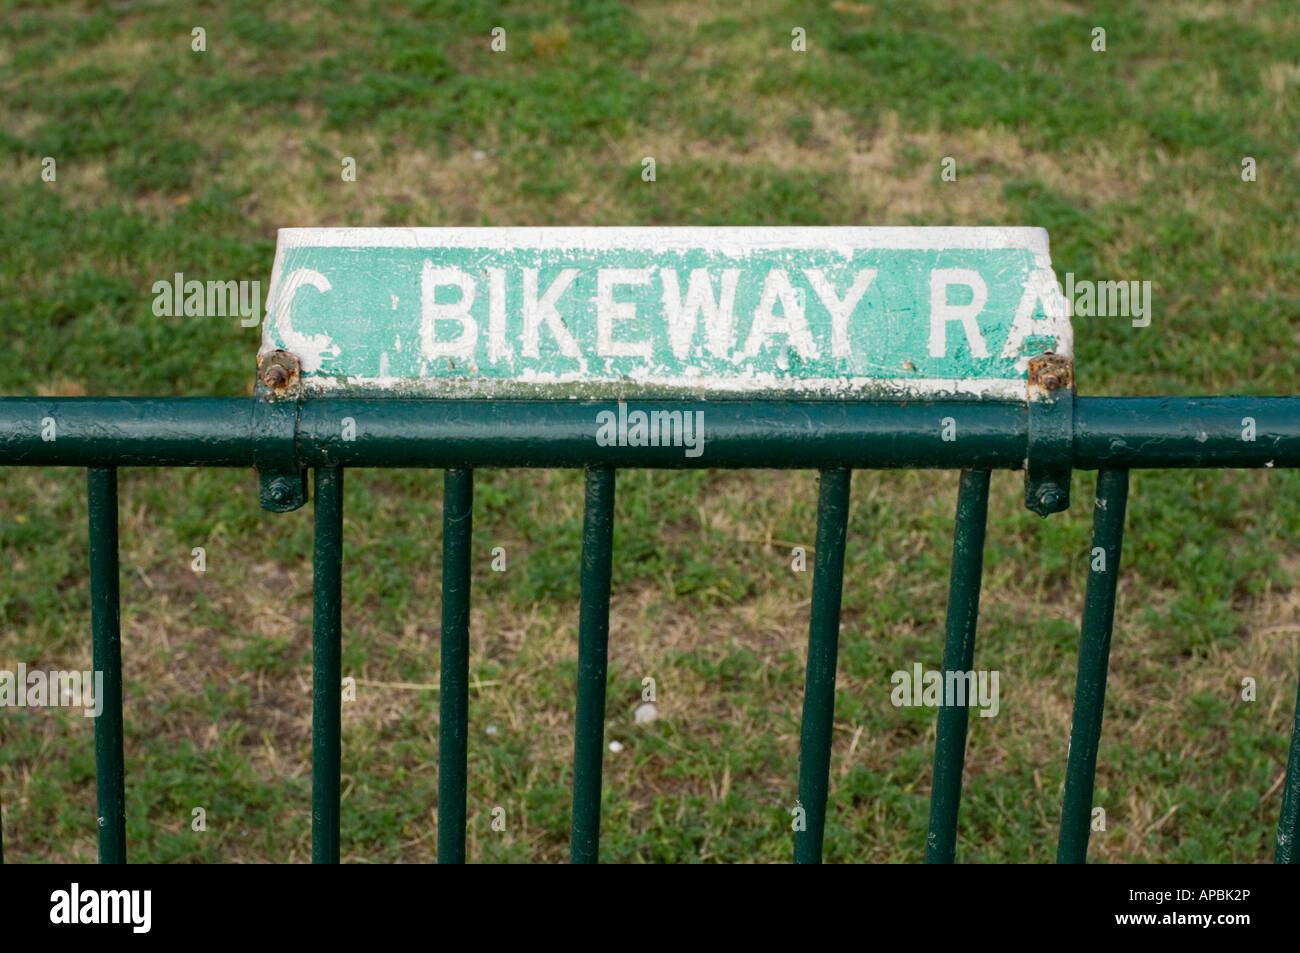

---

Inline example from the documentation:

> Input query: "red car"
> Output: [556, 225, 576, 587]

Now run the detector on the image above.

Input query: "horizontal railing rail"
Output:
[0, 396, 1297, 469]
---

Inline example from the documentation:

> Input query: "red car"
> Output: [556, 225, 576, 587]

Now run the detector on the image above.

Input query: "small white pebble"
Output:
[634, 702, 658, 724]
[609, 740, 625, 753]
[485, 724, 498, 736]
[472, 150, 487, 160]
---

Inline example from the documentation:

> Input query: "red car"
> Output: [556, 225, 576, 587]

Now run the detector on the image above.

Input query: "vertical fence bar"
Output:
[1057, 469, 1129, 863]
[312, 467, 344, 864]
[88, 466, 126, 864]
[925, 469, 992, 863]
[438, 468, 473, 864]
[794, 468, 852, 864]
[571, 467, 615, 864]
[1276, 678, 1300, 863]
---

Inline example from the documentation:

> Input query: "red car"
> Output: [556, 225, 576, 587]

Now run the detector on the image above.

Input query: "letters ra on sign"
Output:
[258, 227, 1072, 401]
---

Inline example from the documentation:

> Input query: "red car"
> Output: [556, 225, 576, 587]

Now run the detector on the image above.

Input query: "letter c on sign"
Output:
[268, 268, 338, 372]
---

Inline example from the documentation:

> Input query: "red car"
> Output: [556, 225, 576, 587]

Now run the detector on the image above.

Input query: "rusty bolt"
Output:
[1037, 485, 1064, 510]
[1028, 353, 1074, 396]
[257, 349, 300, 394]
[260, 363, 289, 388]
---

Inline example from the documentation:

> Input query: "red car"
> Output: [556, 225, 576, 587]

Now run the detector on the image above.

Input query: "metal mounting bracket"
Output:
[252, 349, 307, 512]
[1025, 352, 1074, 517]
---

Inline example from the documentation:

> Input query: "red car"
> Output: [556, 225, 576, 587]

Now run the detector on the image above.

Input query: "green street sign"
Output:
[259, 227, 1071, 400]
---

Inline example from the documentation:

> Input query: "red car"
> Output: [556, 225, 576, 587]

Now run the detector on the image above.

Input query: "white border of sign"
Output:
[262, 227, 1071, 401]
[275, 225, 1056, 255]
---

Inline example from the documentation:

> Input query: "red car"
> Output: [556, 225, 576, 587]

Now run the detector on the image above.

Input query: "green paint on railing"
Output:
[311, 468, 344, 864]
[926, 469, 991, 863]
[0, 400, 1293, 864]
[437, 468, 473, 864]
[1275, 677, 1300, 863]
[88, 467, 126, 865]
[794, 468, 852, 864]
[572, 467, 616, 864]
[1057, 469, 1129, 864]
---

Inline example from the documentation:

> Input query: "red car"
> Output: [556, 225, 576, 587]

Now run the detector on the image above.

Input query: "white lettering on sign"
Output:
[420, 262, 478, 360]
[267, 267, 338, 372]
[596, 268, 654, 358]
[805, 268, 877, 359]
[415, 267, 892, 365]
[487, 266, 510, 361]
[398, 264, 1064, 368]
[522, 268, 581, 359]
[743, 269, 817, 360]
[928, 269, 989, 359]
[661, 267, 738, 360]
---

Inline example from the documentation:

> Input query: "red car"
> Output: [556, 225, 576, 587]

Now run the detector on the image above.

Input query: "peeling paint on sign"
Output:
[258, 227, 1072, 400]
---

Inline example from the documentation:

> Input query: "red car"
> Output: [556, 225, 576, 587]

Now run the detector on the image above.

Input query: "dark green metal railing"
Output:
[0, 395, 1298, 864]
[88, 467, 126, 865]
[1058, 469, 1130, 864]
[437, 468, 473, 865]
[794, 468, 852, 864]
[926, 468, 991, 863]
[572, 467, 616, 865]
[311, 467, 344, 864]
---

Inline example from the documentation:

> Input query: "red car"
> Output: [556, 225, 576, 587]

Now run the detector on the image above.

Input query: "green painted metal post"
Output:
[1276, 677, 1300, 863]
[1057, 469, 1129, 863]
[88, 467, 126, 864]
[794, 468, 852, 864]
[926, 469, 991, 863]
[438, 468, 473, 864]
[571, 467, 615, 864]
[312, 468, 344, 864]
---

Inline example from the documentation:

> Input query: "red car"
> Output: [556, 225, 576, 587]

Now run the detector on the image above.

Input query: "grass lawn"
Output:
[0, 0, 1298, 862]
